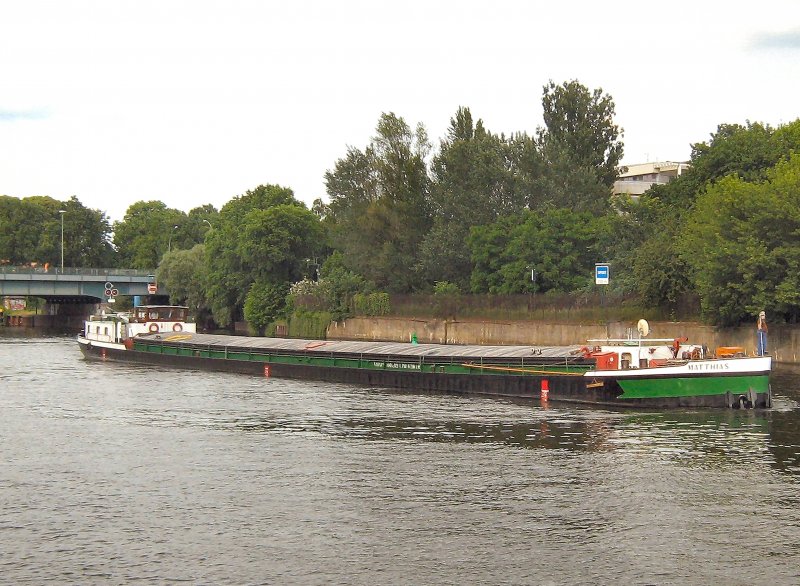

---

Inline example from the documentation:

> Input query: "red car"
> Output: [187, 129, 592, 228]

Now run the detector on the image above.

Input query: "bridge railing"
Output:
[0, 266, 156, 277]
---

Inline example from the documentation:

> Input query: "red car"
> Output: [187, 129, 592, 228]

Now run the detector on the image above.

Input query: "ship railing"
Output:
[587, 338, 677, 347]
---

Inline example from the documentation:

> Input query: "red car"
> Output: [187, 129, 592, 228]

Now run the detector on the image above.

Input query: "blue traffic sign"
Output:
[595, 264, 609, 285]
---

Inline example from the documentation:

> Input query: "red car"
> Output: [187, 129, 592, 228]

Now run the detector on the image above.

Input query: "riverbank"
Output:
[327, 316, 798, 363]
[1, 313, 84, 329]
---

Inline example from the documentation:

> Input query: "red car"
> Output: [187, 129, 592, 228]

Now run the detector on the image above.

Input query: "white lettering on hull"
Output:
[687, 362, 731, 371]
[374, 362, 422, 370]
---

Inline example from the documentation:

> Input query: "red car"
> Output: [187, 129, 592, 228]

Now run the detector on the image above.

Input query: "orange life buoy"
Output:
[149, 323, 159, 333]
[173, 323, 183, 332]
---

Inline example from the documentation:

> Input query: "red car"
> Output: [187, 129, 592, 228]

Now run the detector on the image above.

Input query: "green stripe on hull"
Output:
[618, 374, 769, 399]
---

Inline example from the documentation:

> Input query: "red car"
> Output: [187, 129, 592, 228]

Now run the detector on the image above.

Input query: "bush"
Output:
[244, 281, 289, 335]
[288, 310, 332, 338]
[433, 281, 460, 295]
[353, 292, 390, 316]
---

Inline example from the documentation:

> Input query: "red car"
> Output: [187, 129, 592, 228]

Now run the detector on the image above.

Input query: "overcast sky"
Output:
[2, 0, 799, 222]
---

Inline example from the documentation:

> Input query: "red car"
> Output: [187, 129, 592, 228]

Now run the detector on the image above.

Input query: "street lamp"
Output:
[168, 225, 178, 252]
[526, 265, 537, 313]
[202, 219, 212, 228]
[58, 210, 66, 271]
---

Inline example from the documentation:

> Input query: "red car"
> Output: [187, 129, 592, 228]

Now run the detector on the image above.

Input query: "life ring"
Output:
[149, 323, 159, 333]
[173, 323, 183, 332]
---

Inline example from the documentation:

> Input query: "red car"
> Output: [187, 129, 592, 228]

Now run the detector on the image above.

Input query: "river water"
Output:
[1, 334, 799, 585]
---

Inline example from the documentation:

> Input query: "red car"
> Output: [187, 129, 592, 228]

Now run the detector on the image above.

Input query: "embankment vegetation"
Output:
[3, 80, 800, 331]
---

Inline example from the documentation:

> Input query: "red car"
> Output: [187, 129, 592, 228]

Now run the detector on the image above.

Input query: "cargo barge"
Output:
[77, 306, 772, 409]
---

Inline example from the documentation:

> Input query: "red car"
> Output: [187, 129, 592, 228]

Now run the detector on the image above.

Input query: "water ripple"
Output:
[1, 337, 800, 584]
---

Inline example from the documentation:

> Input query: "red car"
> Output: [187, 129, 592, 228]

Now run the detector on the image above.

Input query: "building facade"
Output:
[613, 161, 690, 199]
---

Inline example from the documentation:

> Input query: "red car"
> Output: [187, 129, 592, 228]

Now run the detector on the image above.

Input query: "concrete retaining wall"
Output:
[327, 317, 797, 363]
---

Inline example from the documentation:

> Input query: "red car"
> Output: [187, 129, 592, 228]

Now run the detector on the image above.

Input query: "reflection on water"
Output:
[2, 337, 800, 584]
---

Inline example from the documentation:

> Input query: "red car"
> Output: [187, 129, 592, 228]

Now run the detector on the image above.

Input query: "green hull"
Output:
[80, 335, 772, 408]
[133, 340, 590, 376]
[618, 374, 770, 400]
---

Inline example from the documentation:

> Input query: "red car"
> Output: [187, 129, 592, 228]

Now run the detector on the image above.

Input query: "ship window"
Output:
[104, 327, 109, 336]
[621, 352, 632, 369]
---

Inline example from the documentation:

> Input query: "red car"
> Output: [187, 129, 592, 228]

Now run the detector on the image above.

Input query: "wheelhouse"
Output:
[130, 306, 190, 323]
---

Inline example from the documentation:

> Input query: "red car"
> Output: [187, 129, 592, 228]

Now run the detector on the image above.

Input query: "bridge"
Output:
[0, 266, 164, 303]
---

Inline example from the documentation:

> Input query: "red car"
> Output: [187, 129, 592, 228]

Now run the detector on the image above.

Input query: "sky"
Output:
[2, 0, 800, 223]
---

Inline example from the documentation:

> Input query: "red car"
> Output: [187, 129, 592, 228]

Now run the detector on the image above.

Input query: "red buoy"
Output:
[541, 379, 549, 401]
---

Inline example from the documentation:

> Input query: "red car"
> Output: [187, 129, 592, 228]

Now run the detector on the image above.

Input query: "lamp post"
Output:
[526, 265, 537, 314]
[168, 225, 178, 252]
[58, 210, 66, 271]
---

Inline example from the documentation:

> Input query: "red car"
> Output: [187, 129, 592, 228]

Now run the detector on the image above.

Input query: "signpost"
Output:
[595, 264, 609, 285]
[104, 281, 118, 303]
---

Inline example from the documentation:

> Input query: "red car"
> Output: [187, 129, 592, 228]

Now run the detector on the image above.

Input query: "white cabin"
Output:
[584, 338, 707, 370]
[83, 305, 196, 344]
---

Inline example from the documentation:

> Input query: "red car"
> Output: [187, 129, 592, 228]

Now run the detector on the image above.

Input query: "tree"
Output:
[156, 244, 211, 325]
[539, 79, 624, 188]
[286, 252, 372, 321]
[325, 112, 432, 292]
[0, 195, 114, 267]
[529, 139, 615, 214]
[649, 119, 800, 210]
[419, 107, 521, 289]
[429, 107, 520, 223]
[113, 201, 187, 269]
[469, 209, 607, 294]
[628, 118, 800, 319]
[244, 280, 289, 335]
[0, 195, 56, 264]
[683, 154, 800, 325]
[316, 251, 371, 321]
[60, 196, 116, 267]
[186, 204, 219, 245]
[204, 184, 324, 328]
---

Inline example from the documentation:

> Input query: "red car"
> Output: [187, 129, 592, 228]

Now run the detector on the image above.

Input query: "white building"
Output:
[613, 161, 690, 199]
